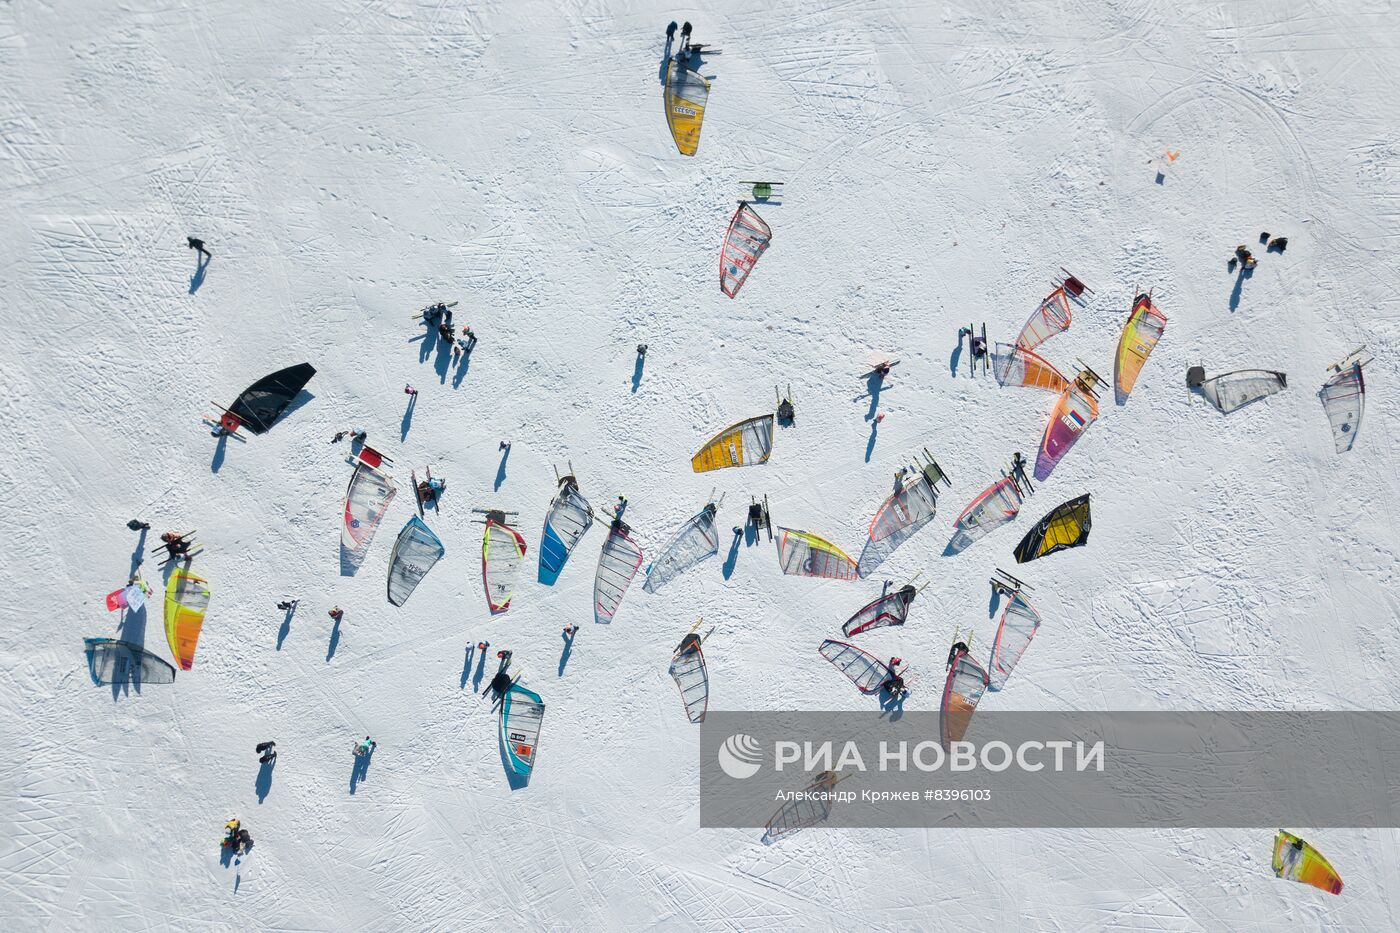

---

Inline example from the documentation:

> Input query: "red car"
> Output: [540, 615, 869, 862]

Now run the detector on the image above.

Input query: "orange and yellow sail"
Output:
[1115, 293, 1167, 403]
[691, 415, 774, 472]
[1273, 830, 1343, 895]
[164, 568, 210, 671]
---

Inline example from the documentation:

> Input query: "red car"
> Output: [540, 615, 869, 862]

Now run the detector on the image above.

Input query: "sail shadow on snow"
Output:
[857, 519, 924, 577]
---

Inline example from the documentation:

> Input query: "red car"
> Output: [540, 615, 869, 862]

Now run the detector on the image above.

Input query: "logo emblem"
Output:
[717, 733, 762, 779]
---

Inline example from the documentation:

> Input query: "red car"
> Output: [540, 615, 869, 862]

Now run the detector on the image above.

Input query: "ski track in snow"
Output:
[3, 0, 1399, 929]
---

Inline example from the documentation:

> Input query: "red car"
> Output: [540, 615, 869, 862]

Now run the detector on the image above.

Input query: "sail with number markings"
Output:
[482, 516, 527, 614]
[644, 503, 719, 593]
[664, 56, 710, 157]
[720, 203, 772, 298]
[595, 520, 643, 624]
[342, 463, 396, 575]
[691, 415, 775, 472]
[86, 638, 177, 686]
[387, 516, 444, 607]
[1036, 375, 1100, 481]
[500, 683, 545, 776]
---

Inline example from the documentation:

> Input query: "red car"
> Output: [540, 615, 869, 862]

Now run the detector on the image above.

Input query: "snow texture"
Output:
[4, 0, 1398, 928]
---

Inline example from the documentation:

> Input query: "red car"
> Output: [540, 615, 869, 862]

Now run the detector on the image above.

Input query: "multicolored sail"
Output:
[775, 527, 858, 580]
[500, 682, 545, 776]
[1036, 373, 1100, 481]
[663, 56, 709, 156]
[538, 479, 593, 585]
[164, 567, 210, 671]
[1114, 293, 1167, 403]
[818, 639, 889, 693]
[1320, 361, 1365, 453]
[668, 632, 709, 723]
[1015, 286, 1073, 351]
[941, 647, 990, 747]
[993, 343, 1069, 394]
[842, 585, 917, 637]
[482, 516, 527, 614]
[342, 463, 396, 575]
[644, 503, 719, 594]
[1273, 830, 1343, 895]
[387, 515, 444, 607]
[950, 477, 1024, 552]
[720, 203, 772, 298]
[594, 520, 643, 624]
[691, 414, 775, 472]
[989, 591, 1041, 690]
[1014, 494, 1091, 564]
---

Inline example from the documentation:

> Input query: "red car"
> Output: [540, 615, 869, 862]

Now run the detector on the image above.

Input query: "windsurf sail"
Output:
[764, 771, 842, 840]
[950, 477, 1024, 551]
[594, 520, 643, 623]
[818, 639, 889, 693]
[720, 203, 772, 298]
[387, 515, 444, 606]
[1015, 286, 1073, 351]
[224, 362, 315, 434]
[538, 479, 593, 585]
[993, 343, 1069, 393]
[482, 516, 528, 614]
[663, 55, 709, 156]
[842, 585, 917, 637]
[341, 463, 396, 575]
[868, 456, 949, 542]
[1273, 830, 1343, 895]
[1199, 370, 1287, 413]
[775, 527, 858, 580]
[691, 414, 775, 472]
[668, 632, 709, 723]
[644, 503, 719, 593]
[941, 647, 990, 747]
[1320, 361, 1365, 453]
[85, 638, 177, 686]
[1014, 494, 1091, 564]
[1035, 374, 1100, 481]
[988, 591, 1042, 690]
[1114, 293, 1167, 403]
[500, 683, 545, 776]
[164, 567, 210, 671]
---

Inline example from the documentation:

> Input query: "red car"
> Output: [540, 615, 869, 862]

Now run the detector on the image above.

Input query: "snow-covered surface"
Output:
[5, 0, 1398, 928]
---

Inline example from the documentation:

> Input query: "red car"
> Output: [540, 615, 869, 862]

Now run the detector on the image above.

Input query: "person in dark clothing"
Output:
[277, 600, 297, 612]
[946, 641, 968, 669]
[127, 519, 150, 531]
[160, 532, 191, 559]
[187, 237, 211, 260]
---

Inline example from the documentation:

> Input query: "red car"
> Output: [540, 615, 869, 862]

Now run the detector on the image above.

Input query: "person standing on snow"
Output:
[187, 237, 211, 261]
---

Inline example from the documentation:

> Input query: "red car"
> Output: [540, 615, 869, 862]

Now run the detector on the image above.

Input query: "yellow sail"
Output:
[1115, 293, 1167, 403]
[691, 415, 774, 472]
[1273, 830, 1343, 895]
[664, 58, 710, 157]
[164, 568, 210, 671]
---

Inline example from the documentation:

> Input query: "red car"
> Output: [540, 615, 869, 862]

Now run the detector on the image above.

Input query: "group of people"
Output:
[424, 302, 477, 359]
[222, 819, 252, 854]
[1230, 232, 1288, 272]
